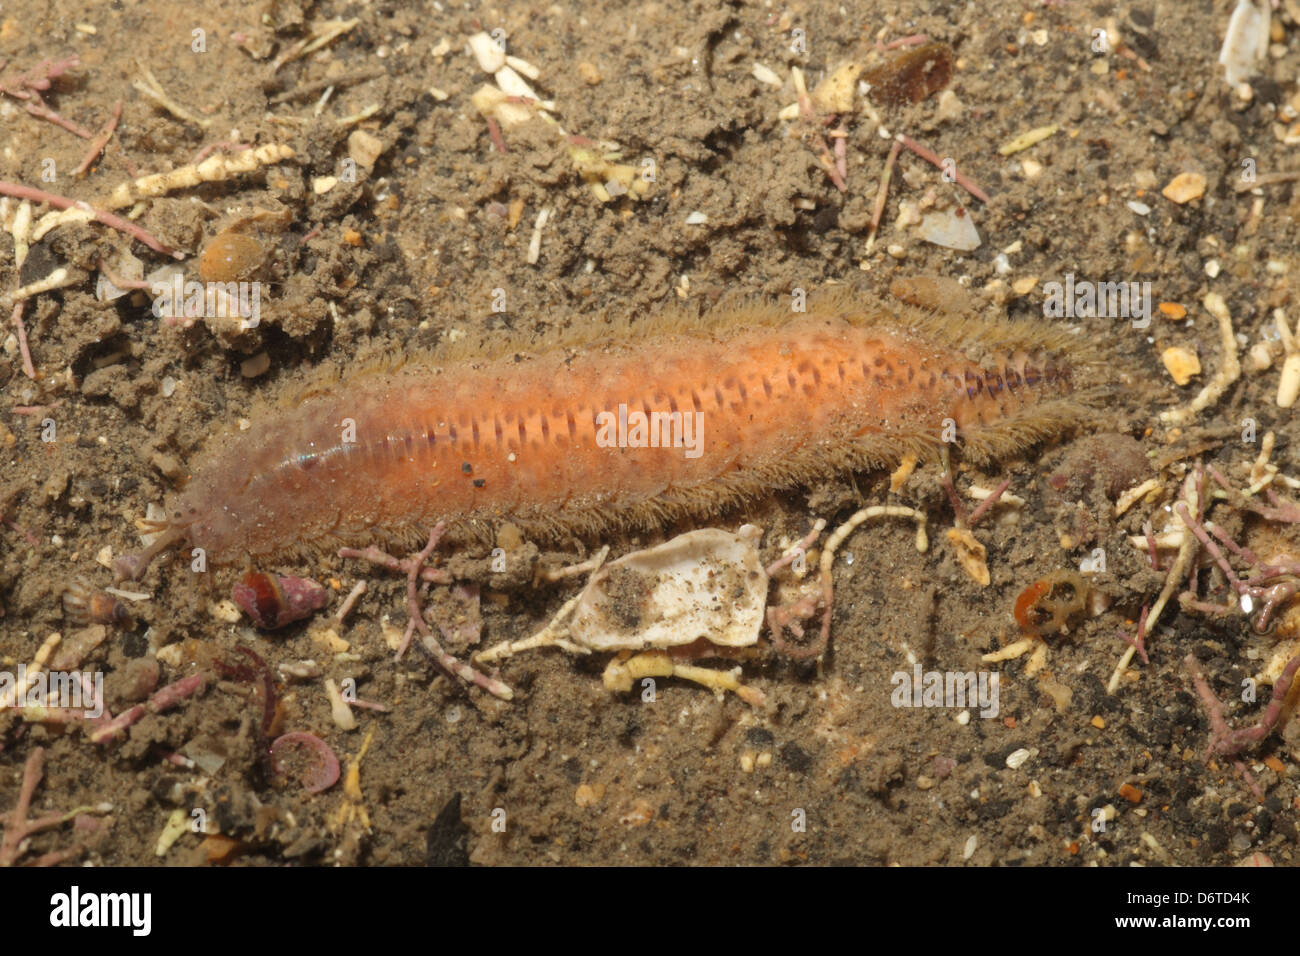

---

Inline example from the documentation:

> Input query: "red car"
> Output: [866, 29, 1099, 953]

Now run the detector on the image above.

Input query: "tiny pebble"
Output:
[240, 352, 271, 378]
[962, 834, 978, 860]
[1162, 171, 1207, 204]
[1126, 200, 1151, 215]
[1005, 747, 1032, 770]
[1162, 345, 1201, 386]
[209, 600, 242, 623]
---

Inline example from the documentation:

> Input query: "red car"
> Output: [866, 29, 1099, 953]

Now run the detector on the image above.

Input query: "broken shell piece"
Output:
[812, 62, 862, 114]
[347, 129, 386, 171]
[945, 528, 990, 587]
[919, 208, 981, 251]
[493, 64, 552, 109]
[467, 31, 506, 73]
[471, 83, 539, 128]
[1162, 172, 1207, 204]
[569, 526, 768, 651]
[95, 250, 144, 302]
[1219, 0, 1269, 86]
[1162, 345, 1202, 386]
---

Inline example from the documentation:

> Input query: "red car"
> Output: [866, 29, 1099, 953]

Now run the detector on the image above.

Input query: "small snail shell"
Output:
[62, 576, 130, 627]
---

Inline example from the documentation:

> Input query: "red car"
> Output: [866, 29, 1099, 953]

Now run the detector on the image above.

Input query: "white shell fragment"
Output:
[568, 526, 768, 651]
[1219, 0, 1268, 86]
[467, 31, 506, 73]
[95, 250, 144, 302]
[920, 208, 981, 251]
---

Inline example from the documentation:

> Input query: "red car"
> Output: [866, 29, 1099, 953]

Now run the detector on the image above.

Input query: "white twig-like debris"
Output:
[6, 267, 75, 305]
[1108, 471, 1203, 693]
[31, 206, 95, 242]
[133, 59, 212, 128]
[1271, 309, 1300, 409]
[1159, 293, 1240, 425]
[271, 18, 360, 72]
[335, 104, 380, 128]
[8, 200, 32, 268]
[98, 143, 296, 210]
[823, 505, 929, 562]
[526, 206, 551, 264]
[1114, 477, 1161, 516]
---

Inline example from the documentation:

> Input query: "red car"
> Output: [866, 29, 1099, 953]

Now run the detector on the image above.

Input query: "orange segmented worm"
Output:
[126, 288, 1096, 573]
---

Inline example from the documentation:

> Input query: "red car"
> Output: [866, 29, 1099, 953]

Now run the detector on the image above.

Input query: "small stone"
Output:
[1162, 171, 1207, 204]
[1005, 747, 1032, 769]
[574, 783, 605, 807]
[619, 800, 654, 827]
[1158, 302, 1187, 320]
[1119, 782, 1144, 803]
[347, 129, 385, 170]
[962, 834, 978, 860]
[240, 352, 271, 378]
[210, 599, 242, 623]
[1091, 715, 1106, 729]
[150, 452, 184, 480]
[1249, 341, 1277, 371]
[936, 89, 963, 122]
[1021, 158, 1043, 179]
[1012, 276, 1038, 296]
[916, 775, 935, 790]
[310, 626, 350, 654]
[1162, 345, 1201, 386]
[578, 61, 603, 85]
